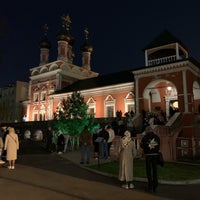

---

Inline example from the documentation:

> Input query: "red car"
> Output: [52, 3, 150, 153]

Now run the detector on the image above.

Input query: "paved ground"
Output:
[0, 150, 199, 200]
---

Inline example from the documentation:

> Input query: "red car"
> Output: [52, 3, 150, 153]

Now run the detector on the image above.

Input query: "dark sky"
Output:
[0, 1, 200, 87]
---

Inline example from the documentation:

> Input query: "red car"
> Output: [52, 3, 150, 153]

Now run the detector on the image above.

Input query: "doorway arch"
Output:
[143, 79, 178, 120]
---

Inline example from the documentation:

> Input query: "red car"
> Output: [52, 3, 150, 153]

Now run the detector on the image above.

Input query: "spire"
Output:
[56, 15, 75, 62]
[80, 28, 93, 53]
[56, 14, 74, 45]
[39, 24, 51, 65]
[81, 28, 93, 71]
[62, 14, 71, 32]
[44, 23, 48, 36]
[84, 27, 89, 41]
[39, 24, 51, 49]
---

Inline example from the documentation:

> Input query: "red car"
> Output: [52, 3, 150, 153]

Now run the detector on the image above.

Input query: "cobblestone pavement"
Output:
[0, 152, 199, 200]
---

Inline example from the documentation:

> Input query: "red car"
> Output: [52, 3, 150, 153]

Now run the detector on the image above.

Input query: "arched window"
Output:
[124, 92, 135, 113]
[104, 95, 115, 117]
[33, 87, 39, 102]
[40, 87, 46, 101]
[33, 106, 39, 121]
[49, 85, 56, 94]
[87, 97, 96, 116]
[40, 104, 46, 121]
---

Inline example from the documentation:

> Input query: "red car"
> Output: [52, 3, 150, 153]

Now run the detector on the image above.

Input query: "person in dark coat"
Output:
[79, 125, 92, 164]
[92, 126, 100, 159]
[45, 126, 53, 152]
[140, 126, 160, 193]
[98, 125, 109, 159]
[57, 131, 65, 154]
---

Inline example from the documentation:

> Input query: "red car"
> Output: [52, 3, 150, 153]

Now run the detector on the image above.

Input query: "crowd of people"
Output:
[118, 125, 161, 192]
[79, 123, 161, 193]
[79, 124, 116, 164]
[0, 122, 162, 193]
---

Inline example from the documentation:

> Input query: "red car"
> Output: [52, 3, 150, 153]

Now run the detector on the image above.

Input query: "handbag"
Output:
[157, 152, 164, 167]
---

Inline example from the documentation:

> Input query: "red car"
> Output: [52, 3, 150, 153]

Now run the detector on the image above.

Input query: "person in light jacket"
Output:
[106, 125, 115, 158]
[4, 127, 19, 169]
[118, 130, 137, 189]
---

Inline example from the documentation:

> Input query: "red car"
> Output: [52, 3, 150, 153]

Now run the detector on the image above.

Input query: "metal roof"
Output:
[55, 70, 134, 94]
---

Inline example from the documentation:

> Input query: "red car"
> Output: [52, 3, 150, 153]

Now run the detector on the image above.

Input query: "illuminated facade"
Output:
[22, 17, 200, 160]
[23, 16, 136, 121]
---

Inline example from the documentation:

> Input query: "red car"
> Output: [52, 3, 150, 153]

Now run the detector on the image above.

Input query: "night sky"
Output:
[0, 1, 200, 87]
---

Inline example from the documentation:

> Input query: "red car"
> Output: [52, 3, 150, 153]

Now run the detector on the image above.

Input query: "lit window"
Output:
[41, 92, 46, 101]
[125, 92, 135, 113]
[104, 95, 115, 117]
[181, 140, 188, 147]
[87, 97, 96, 117]
[107, 106, 114, 117]
[88, 107, 95, 116]
[34, 113, 38, 121]
[34, 93, 39, 102]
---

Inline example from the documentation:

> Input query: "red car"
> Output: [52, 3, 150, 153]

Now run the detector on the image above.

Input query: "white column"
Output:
[165, 96, 170, 120]
[82, 52, 91, 71]
[182, 70, 188, 112]
[28, 80, 32, 100]
[135, 76, 139, 115]
[27, 103, 30, 121]
[56, 73, 62, 91]
[148, 92, 151, 112]
[48, 97, 53, 120]
[175, 43, 179, 60]
[145, 50, 148, 66]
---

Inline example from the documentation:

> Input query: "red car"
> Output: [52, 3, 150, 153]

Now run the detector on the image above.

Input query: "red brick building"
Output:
[22, 16, 200, 161]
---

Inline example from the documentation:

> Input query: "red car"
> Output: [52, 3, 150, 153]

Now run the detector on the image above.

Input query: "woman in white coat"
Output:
[118, 130, 137, 189]
[4, 127, 19, 169]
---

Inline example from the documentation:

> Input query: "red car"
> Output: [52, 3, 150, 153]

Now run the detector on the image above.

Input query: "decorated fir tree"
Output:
[53, 91, 94, 137]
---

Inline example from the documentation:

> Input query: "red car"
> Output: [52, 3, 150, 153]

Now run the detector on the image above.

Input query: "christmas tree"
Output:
[53, 91, 95, 136]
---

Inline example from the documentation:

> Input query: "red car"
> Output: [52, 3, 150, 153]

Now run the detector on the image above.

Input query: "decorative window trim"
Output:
[124, 92, 135, 113]
[41, 91, 46, 101]
[39, 105, 46, 121]
[49, 85, 55, 94]
[104, 95, 115, 117]
[34, 93, 39, 102]
[87, 97, 96, 116]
